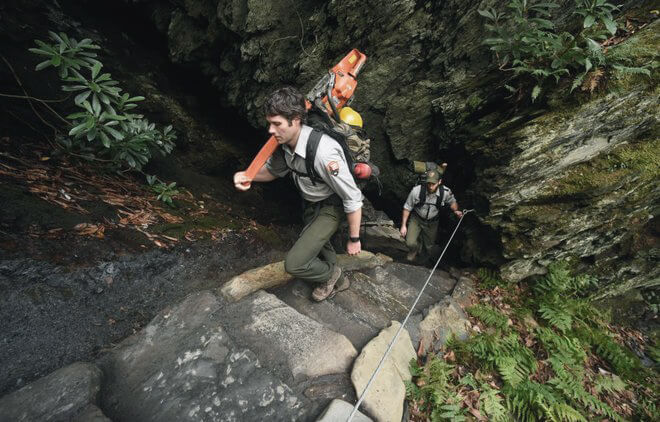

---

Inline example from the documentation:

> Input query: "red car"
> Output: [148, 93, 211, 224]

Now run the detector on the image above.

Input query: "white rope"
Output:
[347, 209, 475, 421]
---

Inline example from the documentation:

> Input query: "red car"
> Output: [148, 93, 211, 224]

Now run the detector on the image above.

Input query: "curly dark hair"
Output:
[263, 86, 307, 124]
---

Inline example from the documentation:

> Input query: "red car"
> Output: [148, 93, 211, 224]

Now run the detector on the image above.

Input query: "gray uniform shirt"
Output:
[404, 185, 456, 220]
[265, 125, 363, 213]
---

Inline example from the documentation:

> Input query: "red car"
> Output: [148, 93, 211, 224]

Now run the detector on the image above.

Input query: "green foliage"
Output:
[466, 332, 537, 387]
[533, 262, 600, 332]
[477, 267, 506, 288]
[573, 0, 618, 35]
[593, 373, 626, 395]
[467, 304, 510, 331]
[478, 0, 624, 100]
[503, 380, 561, 421]
[586, 329, 640, 377]
[480, 385, 509, 421]
[536, 326, 587, 365]
[28, 31, 101, 78]
[409, 261, 655, 421]
[406, 357, 468, 421]
[151, 181, 179, 206]
[30, 32, 177, 176]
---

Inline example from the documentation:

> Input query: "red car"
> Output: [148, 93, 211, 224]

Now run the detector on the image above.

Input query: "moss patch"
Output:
[606, 19, 660, 93]
[545, 138, 660, 197]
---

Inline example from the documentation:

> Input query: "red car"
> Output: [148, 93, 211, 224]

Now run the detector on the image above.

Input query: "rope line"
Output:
[347, 209, 475, 421]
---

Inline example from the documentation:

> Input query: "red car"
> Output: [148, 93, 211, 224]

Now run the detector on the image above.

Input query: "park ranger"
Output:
[400, 169, 462, 262]
[233, 86, 363, 301]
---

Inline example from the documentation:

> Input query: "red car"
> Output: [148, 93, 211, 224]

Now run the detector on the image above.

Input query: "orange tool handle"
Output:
[243, 101, 311, 182]
[244, 136, 279, 182]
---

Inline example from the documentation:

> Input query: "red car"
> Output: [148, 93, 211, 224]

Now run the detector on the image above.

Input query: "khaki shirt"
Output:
[404, 185, 456, 220]
[265, 125, 363, 213]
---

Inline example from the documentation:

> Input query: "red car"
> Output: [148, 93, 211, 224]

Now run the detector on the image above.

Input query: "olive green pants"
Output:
[284, 200, 342, 284]
[405, 213, 439, 257]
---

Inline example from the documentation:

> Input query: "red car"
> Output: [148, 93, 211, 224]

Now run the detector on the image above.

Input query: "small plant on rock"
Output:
[477, 0, 649, 101]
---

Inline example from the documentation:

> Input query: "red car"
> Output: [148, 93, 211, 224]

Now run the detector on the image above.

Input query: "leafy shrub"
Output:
[478, 0, 644, 100]
[30, 31, 177, 202]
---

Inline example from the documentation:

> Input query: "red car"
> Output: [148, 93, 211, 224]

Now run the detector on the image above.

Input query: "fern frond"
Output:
[536, 327, 587, 365]
[477, 267, 505, 288]
[480, 386, 509, 422]
[539, 305, 573, 332]
[548, 402, 587, 422]
[593, 373, 626, 394]
[468, 304, 510, 330]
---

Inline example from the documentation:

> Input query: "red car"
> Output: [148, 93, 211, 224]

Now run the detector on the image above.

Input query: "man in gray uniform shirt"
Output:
[400, 169, 462, 262]
[233, 86, 363, 301]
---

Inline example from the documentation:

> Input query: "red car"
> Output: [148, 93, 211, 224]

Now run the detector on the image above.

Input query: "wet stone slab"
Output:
[218, 291, 358, 383]
[97, 291, 310, 421]
[0, 361, 104, 422]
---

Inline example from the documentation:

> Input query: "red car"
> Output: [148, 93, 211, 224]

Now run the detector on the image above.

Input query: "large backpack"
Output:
[294, 106, 379, 189]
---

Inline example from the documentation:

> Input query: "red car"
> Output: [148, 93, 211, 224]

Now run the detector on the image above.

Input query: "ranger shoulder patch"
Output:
[326, 161, 340, 176]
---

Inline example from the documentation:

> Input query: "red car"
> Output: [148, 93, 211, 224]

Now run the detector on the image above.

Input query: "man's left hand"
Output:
[454, 210, 463, 218]
[347, 240, 361, 256]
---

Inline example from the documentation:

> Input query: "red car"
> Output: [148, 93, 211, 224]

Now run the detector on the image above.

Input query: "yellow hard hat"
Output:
[339, 106, 363, 128]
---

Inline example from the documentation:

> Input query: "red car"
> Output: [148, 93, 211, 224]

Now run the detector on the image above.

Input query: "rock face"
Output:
[467, 18, 659, 292]
[131, 0, 658, 299]
[316, 399, 372, 422]
[0, 362, 105, 422]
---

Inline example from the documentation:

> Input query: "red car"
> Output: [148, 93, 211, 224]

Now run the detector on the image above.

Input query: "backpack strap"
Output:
[414, 185, 446, 220]
[305, 129, 324, 186]
[284, 129, 325, 186]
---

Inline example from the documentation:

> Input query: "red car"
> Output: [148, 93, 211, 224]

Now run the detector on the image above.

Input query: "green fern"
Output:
[467, 332, 537, 387]
[612, 64, 652, 76]
[477, 267, 506, 288]
[480, 386, 509, 422]
[431, 402, 467, 421]
[536, 327, 587, 365]
[590, 331, 640, 377]
[539, 305, 573, 332]
[468, 304, 510, 330]
[593, 373, 626, 394]
[544, 402, 587, 422]
[505, 380, 561, 422]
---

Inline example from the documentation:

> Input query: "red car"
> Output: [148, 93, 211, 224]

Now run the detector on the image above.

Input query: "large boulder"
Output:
[98, 291, 309, 421]
[419, 297, 472, 352]
[351, 321, 416, 422]
[0, 362, 104, 422]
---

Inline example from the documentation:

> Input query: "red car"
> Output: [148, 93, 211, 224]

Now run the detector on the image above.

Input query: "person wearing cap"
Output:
[400, 169, 463, 261]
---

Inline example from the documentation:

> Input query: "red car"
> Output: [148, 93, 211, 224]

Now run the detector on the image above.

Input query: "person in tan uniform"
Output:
[400, 169, 462, 261]
[233, 87, 363, 301]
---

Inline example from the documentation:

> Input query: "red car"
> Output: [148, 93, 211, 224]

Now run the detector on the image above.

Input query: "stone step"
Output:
[269, 260, 459, 352]
[270, 280, 379, 350]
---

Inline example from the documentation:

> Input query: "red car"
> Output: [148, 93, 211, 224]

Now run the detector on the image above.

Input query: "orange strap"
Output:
[244, 136, 279, 181]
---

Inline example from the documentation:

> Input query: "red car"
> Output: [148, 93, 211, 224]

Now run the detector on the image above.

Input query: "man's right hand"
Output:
[233, 171, 251, 191]
[400, 225, 407, 238]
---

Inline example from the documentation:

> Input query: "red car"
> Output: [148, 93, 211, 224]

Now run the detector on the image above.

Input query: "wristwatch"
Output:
[349, 236, 361, 243]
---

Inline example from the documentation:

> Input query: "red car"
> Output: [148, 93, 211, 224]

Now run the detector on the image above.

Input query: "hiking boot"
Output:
[328, 275, 351, 299]
[312, 265, 342, 302]
[406, 250, 417, 261]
